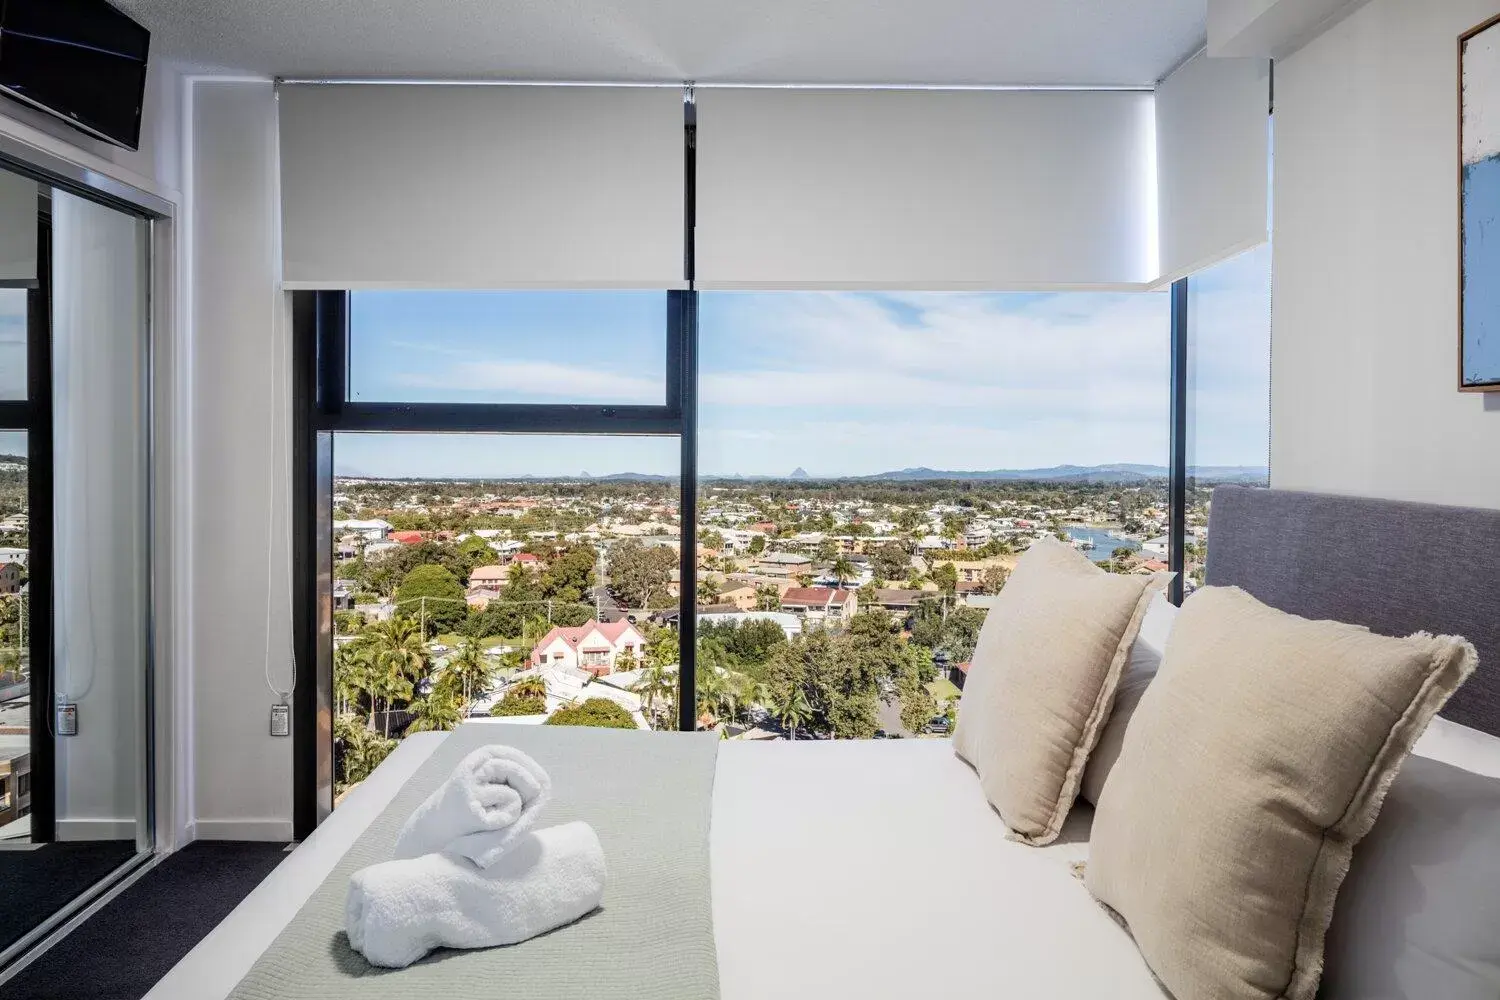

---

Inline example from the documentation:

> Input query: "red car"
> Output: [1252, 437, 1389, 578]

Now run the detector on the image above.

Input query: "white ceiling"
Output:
[114, 0, 1208, 88]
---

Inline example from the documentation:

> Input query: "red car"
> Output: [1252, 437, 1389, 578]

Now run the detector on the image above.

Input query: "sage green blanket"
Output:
[229, 723, 721, 1000]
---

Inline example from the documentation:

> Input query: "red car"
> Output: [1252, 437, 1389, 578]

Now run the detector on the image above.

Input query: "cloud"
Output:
[392, 359, 663, 403]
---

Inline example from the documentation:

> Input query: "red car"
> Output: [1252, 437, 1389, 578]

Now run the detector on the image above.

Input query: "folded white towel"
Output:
[346, 821, 607, 969]
[393, 745, 551, 867]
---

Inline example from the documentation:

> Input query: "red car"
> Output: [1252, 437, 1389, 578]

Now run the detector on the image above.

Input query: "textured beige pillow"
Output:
[952, 537, 1167, 845]
[1086, 586, 1477, 1000]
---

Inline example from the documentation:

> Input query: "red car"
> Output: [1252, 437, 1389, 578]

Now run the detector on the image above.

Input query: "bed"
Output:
[146, 487, 1500, 1000]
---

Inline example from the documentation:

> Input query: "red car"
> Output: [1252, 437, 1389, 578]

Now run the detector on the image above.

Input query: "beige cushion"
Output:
[952, 537, 1167, 845]
[1086, 585, 1477, 1000]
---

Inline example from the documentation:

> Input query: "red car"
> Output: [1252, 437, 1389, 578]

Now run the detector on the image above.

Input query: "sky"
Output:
[331, 246, 1272, 480]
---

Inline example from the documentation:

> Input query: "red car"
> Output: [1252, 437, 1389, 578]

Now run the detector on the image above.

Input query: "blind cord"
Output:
[265, 88, 295, 706]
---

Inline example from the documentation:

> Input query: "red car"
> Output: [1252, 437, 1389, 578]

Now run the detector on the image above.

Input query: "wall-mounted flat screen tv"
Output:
[0, 0, 151, 150]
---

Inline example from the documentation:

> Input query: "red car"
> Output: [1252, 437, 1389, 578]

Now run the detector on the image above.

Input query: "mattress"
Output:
[147, 730, 1167, 1000]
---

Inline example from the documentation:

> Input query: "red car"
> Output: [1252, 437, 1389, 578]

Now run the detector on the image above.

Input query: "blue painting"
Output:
[1463, 17, 1500, 389]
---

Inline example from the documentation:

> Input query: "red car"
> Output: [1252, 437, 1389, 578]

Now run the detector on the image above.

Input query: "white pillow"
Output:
[1079, 592, 1178, 806]
[1322, 751, 1500, 999]
[1410, 715, 1500, 778]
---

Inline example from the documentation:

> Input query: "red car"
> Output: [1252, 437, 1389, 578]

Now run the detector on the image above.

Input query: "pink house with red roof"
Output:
[529, 619, 647, 676]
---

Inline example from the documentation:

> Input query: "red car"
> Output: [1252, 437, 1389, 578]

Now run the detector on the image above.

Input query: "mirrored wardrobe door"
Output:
[0, 167, 154, 963]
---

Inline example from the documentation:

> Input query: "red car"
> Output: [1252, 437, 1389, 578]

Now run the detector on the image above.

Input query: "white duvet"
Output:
[148, 730, 1166, 1000]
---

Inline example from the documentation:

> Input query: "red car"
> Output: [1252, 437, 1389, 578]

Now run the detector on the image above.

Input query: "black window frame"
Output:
[291, 287, 701, 836]
[290, 95, 1240, 838]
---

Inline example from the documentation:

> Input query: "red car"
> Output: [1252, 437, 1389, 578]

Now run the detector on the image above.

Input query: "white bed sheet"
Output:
[148, 733, 1166, 1000]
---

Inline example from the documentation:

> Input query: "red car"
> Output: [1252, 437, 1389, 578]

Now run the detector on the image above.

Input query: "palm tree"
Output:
[356, 617, 428, 736]
[333, 643, 375, 720]
[697, 578, 722, 605]
[633, 660, 675, 729]
[830, 556, 857, 588]
[769, 684, 812, 740]
[755, 585, 781, 612]
[407, 689, 462, 734]
[509, 674, 549, 701]
[695, 666, 728, 726]
[445, 639, 493, 712]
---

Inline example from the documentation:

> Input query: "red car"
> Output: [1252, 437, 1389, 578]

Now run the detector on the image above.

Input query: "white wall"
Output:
[51, 192, 151, 842]
[187, 79, 293, 841]
[1271, 0, 1500, 509]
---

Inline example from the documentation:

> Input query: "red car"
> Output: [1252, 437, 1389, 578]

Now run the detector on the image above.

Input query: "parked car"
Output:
[926, 716, 951, 735]
[873, 729, 888, 739]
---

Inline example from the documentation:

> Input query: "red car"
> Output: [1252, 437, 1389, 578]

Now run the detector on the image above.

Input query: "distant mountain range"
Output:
[336, 463, 1267, 485]
[851, 464, 1269, 484]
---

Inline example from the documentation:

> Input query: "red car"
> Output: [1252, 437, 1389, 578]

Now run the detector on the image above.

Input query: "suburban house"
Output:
[756, 551, 813, 579]
[332, 518, 391, 543]
[466, 590, 500, 610]
[779, 587, 858, 621]
[716, 585, 759, 611]
[528, 619, 648, 676]
[871, 588, 926, 614]
[928, 556, 1015, 584]
[467, 564, 509, 592]
[390, 530, 425, 546]
[0, 563, 21, 596]
[510, 552, 544, 570]
[0, 547, 26, 567]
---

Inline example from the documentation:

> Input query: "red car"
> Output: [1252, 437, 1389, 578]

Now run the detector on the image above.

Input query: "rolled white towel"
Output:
[346, 821, 607, 969]
[393, 745, 551, 867]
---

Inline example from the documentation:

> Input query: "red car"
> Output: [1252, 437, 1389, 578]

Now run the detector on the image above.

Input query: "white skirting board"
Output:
[55, 818, 141, 842]
[190, 819, 295, 843]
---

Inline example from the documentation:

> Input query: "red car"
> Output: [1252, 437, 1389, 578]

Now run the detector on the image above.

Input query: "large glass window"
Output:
[692, 290, 1170, 740]
[329, 433, 681, 797]
[347, 290, 668, 405]
[1186, 243, 1273, 591]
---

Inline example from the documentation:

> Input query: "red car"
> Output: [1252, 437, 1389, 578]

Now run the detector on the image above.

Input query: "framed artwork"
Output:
[1461, 14, 1500, 391]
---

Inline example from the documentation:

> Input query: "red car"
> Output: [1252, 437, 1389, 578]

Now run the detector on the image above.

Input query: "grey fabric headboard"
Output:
[1205, 486, 1500, 737]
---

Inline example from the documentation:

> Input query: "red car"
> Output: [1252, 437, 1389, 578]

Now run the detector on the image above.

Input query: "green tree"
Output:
[768, 683, 812, 740]
[445, 639, 495, 711]
[545, 698, 636, 729]
[394, 563, 467, 636]
[632, 660, 676, 729]
[491, 693, 547, 716]
[871, 542, 910, 582]
[981, 565, 1009, 594]
[931, 562, 959, 597]
[407, 688, 463, 733]
[608, 539, 676, 609]
[697, 577, 722, 605]
[899, 678, 938, 733]
[755, 585, 781, 611]
[334, 713, 397, 789]
[747, 535, 766, 556]
[509, 674, 548, 700]
[830, 556, 857, 587]
[355, 617, 429, 736]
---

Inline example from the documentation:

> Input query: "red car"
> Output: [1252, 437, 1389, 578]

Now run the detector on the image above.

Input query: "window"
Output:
[347, 290, 668, 405]
[692, 290, 1170, 740]
[328, 431, 681, 791]
[1185, 243, 1273, 591]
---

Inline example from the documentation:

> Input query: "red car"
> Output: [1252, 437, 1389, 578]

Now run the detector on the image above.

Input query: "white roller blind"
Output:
[1155, 52, 1270, 281]
[279, 85, 686, 289]
[695, 88, 1156, 290]
[0, 170, 37, 286]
